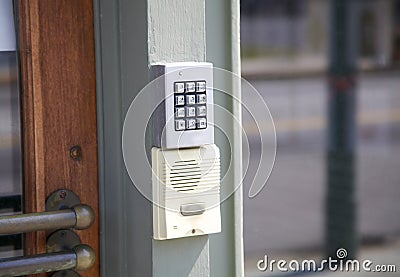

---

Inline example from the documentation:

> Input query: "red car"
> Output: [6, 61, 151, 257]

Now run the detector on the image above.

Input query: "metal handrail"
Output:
[0, 205, 94, 235]
[0, 244, 95, 276]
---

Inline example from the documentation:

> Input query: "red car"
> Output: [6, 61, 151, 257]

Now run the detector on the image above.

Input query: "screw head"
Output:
[69, 145, 82, 161]
[59, 190, 67, 199]
[46, 189, 81, 212]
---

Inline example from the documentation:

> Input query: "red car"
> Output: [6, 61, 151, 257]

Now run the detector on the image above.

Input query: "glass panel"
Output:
[242, 0, 400, 276]
[0, 0, 23, 258]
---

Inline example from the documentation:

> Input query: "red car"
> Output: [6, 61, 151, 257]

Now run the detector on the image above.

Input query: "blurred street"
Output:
[243, 71, 400, 275]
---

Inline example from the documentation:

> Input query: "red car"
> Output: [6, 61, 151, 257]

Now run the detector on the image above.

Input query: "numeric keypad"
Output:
[174, 81, 207, 131]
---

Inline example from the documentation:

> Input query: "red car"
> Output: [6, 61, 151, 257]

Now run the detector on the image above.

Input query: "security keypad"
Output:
[174, 81, 207, 131]
[151, 62, 214, 149]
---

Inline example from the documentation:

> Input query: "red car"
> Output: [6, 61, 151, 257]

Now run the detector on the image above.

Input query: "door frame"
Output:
[17, 1, 100, 276]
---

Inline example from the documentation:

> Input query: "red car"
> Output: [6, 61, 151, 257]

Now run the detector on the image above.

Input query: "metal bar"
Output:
[0, 251, 76, 276]
[0, 204, 94, 235]
[0, 244, 95, 276]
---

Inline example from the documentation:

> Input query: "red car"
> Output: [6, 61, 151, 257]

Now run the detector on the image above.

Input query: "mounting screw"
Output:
[59, 190, 67, 200]
[69, 145, 82, 161]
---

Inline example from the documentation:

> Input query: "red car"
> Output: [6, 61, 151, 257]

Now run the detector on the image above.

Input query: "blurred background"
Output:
[242, 0, 400, 276]
[0, 0, 23, 258]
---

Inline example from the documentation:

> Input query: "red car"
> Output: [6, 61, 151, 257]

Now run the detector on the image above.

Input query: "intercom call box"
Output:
[151, 62, 221, 240]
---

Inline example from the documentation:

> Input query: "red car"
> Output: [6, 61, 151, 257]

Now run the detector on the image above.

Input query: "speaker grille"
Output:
[169, 160, 201, 192]
[163, 158, 220, 194]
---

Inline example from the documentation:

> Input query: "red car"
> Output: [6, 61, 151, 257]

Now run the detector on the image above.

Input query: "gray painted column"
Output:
[148, 0, 210, 276]
[94, 0, 242, 275]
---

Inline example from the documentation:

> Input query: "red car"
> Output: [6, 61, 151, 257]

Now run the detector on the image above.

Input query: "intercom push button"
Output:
[180, 203, 206, 216]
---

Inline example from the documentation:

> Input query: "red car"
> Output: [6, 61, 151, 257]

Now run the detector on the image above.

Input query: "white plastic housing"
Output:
[152, 144, 221, 240]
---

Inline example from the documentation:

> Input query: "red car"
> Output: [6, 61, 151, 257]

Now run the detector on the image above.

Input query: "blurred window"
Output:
[242, 1, 400, 276]
[0, 0, 23, 258]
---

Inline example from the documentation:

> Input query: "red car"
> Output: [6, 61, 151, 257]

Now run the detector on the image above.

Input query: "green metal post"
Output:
[326, 0, 358, 260]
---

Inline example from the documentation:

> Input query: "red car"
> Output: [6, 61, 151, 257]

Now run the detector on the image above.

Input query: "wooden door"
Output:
[17, 0, 99, 276]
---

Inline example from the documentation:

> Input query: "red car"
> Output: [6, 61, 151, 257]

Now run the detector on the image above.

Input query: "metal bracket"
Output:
[47, 229, 81, 253]
[45, 190, 89, 277]
[47, 230, 82, 277]
[46, 189, 81, 211]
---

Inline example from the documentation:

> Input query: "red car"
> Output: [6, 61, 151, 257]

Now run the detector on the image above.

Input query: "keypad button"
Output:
[197, 106, 207, 117]
[197, 118, 207, 129]
[186, 119, 196, 130]
[175, 107, 185, 118]
[186, 107, 196, 117]
[174, 82, 185, 93]
[186, 82, 196, 93]
[175, 95, 185, 106]
[196, 81, 206, 92]
[175, 120, 186, 131]
[186, 95, 196, 105]
[197, 94, 207, 104]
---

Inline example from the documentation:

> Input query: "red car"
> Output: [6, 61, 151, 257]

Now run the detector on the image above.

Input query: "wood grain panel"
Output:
[17, 0, 99, 276]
